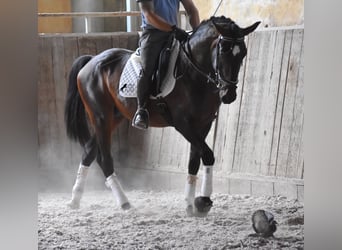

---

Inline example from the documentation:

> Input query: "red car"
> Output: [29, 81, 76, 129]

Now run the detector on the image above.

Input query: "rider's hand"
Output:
[172, 25, 189, 42]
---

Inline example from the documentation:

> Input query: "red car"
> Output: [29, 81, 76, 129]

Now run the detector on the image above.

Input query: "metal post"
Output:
[126, 0, 131, 32]
[84, 17, 89, 33]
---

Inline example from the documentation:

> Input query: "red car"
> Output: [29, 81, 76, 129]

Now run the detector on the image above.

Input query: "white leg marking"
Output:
[105, 173, 130, 208]
[68, 163, 89, 209]
[200, 166, 213, 197]
[185, 175, 197, 206]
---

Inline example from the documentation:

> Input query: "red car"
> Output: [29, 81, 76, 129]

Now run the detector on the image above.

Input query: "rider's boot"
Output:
[132, 72, 150, 130]
[132, 105, 149, 130]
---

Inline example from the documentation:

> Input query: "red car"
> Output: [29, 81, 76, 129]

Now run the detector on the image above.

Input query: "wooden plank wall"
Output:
[38, 28, 304, 193]
[216, 28, 305, 179]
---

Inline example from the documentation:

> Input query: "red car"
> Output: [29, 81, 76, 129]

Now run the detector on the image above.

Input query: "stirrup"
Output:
[132, 108, 149, 130]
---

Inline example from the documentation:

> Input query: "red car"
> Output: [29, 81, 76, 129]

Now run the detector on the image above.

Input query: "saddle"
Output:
[119, 36, 179, 99]
[151, 34, 175, 96]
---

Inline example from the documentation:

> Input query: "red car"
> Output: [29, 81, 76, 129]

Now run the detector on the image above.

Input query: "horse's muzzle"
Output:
[220, 89, 237, 104]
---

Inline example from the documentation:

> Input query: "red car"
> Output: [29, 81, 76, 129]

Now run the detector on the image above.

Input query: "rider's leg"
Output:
[132, 29, 171, 129]
[132, 70, 151, 129]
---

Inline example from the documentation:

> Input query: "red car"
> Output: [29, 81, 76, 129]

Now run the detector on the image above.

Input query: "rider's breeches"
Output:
[137, 29, 171, 108]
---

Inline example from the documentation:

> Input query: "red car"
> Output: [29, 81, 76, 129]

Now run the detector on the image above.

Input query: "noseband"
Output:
[181, 33, 244, 92]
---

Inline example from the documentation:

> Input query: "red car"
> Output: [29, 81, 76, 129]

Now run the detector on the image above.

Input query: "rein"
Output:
[180, 33, 244, 92]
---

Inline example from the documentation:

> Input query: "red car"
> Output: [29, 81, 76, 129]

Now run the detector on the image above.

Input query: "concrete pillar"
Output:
[72, 0, 104, 33]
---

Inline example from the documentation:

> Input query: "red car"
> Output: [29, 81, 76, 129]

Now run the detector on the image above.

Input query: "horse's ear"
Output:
[241, 21, 261, 36]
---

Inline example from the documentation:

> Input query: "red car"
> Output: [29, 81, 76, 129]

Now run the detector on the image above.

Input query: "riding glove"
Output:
[172, 25, 189, 42]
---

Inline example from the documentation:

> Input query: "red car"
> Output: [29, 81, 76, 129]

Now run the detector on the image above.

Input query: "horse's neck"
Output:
[188, 31, 218, 73]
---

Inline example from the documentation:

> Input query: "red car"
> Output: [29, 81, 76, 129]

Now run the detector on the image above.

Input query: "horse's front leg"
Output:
[189, 150, 214, 217]
[196, 164, 214, 213]
[177, 122, 214, 216]
[185, 144, 200, 215]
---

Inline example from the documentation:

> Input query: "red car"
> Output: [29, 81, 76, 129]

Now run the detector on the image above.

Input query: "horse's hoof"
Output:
[67, 200, 80, 209]
[194, 196, 213, 213]
[121, 202, 131, 210]
[186, 205, 209, 217]
[193, 210, 210, 217]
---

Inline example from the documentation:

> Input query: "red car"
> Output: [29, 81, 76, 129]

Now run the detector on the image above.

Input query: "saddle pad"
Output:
[119, 39, 179, 99]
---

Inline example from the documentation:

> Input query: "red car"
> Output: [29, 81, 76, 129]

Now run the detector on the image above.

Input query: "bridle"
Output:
[180, 32, 245, 92]
[214, 35, 244, 90]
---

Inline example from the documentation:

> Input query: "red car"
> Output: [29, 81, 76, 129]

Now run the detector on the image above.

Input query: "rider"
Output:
[132, 0, 200, 129]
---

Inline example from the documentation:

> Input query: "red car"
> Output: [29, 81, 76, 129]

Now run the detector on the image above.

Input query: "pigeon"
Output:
[251, 209, 277, 237]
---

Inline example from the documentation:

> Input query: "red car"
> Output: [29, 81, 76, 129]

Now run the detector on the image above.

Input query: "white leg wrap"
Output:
[185, 175, 197, 206]
[201, 166, 213, 197]
[68, 163, 89, 208]
[105, 173, 129, 208]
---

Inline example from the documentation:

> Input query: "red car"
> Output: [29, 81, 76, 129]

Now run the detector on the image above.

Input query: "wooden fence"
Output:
[38, 28, 304, 199]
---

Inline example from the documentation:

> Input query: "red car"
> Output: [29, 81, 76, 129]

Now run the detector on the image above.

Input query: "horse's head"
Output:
[210, 16, 260, 104]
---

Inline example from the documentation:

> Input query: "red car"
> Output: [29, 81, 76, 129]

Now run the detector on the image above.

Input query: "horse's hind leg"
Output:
[95, 116, 131, 210]
[67, 136, 97, 209]
[76, 61, 130, 210]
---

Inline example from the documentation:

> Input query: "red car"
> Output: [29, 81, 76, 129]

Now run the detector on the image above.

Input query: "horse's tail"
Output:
[64, 55, 93, 146]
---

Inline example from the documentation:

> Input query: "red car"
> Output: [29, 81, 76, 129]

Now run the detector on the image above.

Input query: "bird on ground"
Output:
[251, 209, 277, 237]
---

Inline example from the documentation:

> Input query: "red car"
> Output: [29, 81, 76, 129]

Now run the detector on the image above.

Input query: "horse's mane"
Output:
[189, 16, 234, 39]
[190, 18, 213, 35]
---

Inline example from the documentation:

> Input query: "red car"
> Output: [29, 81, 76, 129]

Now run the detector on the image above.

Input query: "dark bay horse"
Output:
[65, 16, 260, 215]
